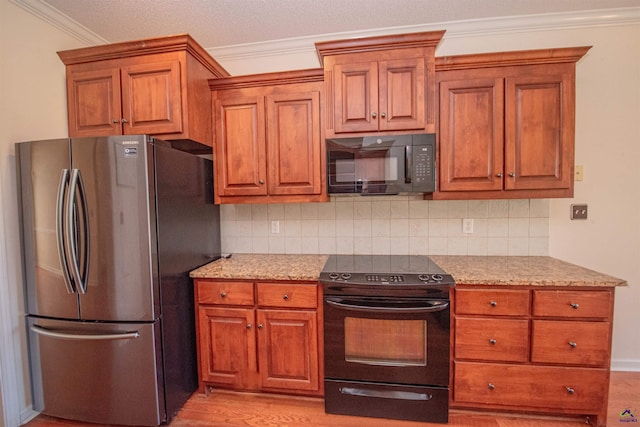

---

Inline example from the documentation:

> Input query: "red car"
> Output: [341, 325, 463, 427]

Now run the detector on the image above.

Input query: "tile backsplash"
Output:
[220, 196, 549, 256]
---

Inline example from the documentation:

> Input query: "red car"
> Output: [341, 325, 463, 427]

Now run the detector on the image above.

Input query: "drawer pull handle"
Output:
[568, 341, 577, 348]
[488, 383, 495, 390]
[570, 303, 579, 309]
[489, 339, 497, 345]
[489, 301, 497, 307]
[566, 386, 575, 394]
[220, 292, 227, 298]
[283, 294, 289, 300]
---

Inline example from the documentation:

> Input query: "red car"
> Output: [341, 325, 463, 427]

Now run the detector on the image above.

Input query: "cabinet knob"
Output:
[488, 383, 495, 390]
[220, 292, 227, 298]
[489, 301, 497, 307]
[496, 173, 503, 178]
[381, 112, 386, 118]
[246, 324, 252, 329]
[565, 386, 575, 394]
[121, 118, 129, 124]
[509, 172, 515, 177]
[259, 179, 265, 185]
[489, 339, 497, 345]
[372, 112, 377, 119]
[257, 323, 263, 330]
[283, 294, 289, 300]
[568, 341, 577, 348]
[112, 119, 119, 124]
[570, 303, 580, 309]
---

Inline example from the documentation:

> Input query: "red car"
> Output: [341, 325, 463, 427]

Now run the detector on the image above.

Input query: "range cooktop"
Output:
[319, 255, 455, 286]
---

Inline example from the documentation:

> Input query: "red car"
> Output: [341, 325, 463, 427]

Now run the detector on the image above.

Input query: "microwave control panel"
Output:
[412, 139, 435, 192]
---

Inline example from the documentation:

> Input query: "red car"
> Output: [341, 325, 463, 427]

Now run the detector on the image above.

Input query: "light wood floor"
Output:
[25, 371, 639, 427]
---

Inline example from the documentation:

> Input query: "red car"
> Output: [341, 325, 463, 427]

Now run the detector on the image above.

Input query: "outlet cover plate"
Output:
[570, 204, 588, 220]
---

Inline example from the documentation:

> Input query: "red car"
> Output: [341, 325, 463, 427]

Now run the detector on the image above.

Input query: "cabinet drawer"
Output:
[455, 289, 530, 316]
[455, 317, 528, 362]
[531, 320, 611, 366]
[454, 361, 608, 411]
[532, 290, 612, 319]
[257, 283, 317, 309]
[197, 281, 255, 306]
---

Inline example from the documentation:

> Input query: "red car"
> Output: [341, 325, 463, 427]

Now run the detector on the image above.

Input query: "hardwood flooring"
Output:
[24, 371, 640, 427]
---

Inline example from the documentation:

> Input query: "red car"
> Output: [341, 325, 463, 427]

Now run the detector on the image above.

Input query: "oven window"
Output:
[344, 317, 427, 366]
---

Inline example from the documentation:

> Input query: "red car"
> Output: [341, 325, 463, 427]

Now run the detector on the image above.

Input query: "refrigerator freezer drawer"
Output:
[28, 317, 165, 426]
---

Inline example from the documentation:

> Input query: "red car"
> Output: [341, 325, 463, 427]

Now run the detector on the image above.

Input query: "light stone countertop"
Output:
[190, 254, 626, 287]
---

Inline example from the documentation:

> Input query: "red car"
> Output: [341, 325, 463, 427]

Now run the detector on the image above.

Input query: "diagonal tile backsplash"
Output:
[220, 196, 549, 256]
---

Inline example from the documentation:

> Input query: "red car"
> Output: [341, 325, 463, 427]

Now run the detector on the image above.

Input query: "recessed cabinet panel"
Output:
[531, 320, 610, 366]
[67, 69, 122, 137]
[455, 317, 528, 362]
[121, 61, 183, 135]
[380, 58, 426, 131]
[215, 97, 267, 196]
[334, 62, 379, 133]
[439, 78, 504, 191]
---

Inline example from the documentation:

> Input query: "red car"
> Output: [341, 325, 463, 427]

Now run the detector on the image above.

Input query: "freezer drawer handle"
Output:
[339, 387, 432, 401]
[31, 325, 140, 341]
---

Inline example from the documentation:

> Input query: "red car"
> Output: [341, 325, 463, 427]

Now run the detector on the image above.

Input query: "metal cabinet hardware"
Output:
[570, 303, 580, 309]
[565, 386, 575, 394]
[283, 294, 289, 300]
[488, 383, 495, 390]
[489, 301, 497, 307]
[220, 292, 227, 298]
[568, 341, 577, 348]
[489, 339, 497, 345]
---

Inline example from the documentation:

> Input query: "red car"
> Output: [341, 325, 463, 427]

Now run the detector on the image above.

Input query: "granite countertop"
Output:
[190, 254, 329, 281]
[190, 254, 626, 287]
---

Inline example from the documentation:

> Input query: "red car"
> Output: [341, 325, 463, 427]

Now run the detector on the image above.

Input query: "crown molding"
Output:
[11, 0, 640, 62]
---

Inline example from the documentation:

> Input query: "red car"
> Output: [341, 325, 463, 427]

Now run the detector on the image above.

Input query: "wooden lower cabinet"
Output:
[195, 279, 322, 396]
[452, 286, 614, 427]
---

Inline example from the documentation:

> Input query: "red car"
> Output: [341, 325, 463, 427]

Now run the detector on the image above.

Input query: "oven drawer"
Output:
[256, 283, 317, 309]
[455, 289, 529, 316]
[455, 317, 529, 362]
[197, 281, 255, 306]
[453, 361, 608, 411]
[325, 379, 449, 423]
[532, 290, 612, 319]
[531, 320, 611, 366]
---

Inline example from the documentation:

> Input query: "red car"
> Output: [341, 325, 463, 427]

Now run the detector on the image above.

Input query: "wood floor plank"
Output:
[24, 371, 640, 427]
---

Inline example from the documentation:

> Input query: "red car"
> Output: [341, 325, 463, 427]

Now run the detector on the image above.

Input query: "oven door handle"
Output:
[325, 297, 449, 313]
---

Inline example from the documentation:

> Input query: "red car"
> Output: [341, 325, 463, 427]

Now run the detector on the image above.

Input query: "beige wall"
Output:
[1, 1, 638, 423]
[0, 0, 87, 422]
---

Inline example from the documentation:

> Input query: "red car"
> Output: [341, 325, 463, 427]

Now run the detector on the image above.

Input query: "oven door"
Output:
[323, 295, 450, 387]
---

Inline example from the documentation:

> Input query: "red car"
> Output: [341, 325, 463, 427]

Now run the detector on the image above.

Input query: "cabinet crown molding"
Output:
[315, 30, 445, 65]
[209, 68, 324, 91]
[436, 46, 592, 71]
[57, 33, 230, 78]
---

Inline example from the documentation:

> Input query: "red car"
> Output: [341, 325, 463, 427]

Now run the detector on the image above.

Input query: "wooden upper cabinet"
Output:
[58, 34, 229, 147]
[434, 46, 590, 200]
[316, 31, 444, 137]
[210, 69, 326, 204]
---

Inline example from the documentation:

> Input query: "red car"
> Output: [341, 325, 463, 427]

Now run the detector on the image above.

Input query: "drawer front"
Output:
[455, 289, 530, 316]
[532, 290, 612, 319]
[531, 320, 611, 366]
[257, 283, 317, 309]
[455, 317, 529, 362]
[454, 361, 608, 411]
[197, 281, 255, 306]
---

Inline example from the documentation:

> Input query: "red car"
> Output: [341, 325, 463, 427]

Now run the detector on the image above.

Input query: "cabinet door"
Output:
[333, 62, 379, 133]
[198, 306, 257, 389]
[438, 77, 504, 191]
[379, 57, 425, 131]
[66, 68, 122, 137]
[214, 95, 267, 196]
[505, 69, 573, 190]
[266, 91, 321, 195]
[121, 60, 183, 135]
[256, 309, 319, 392]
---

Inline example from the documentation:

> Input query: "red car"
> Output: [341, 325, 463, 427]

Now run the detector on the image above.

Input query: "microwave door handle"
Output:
[405, 145, 412, 183]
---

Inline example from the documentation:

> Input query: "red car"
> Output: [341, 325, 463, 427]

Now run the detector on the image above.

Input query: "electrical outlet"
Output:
[570, 204, 588, 220]
[462, 218, 474, 233]
[271, 220, 280, 234]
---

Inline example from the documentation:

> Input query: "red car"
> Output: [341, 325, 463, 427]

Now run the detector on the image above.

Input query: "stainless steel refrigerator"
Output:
[16, 135, 221, 425]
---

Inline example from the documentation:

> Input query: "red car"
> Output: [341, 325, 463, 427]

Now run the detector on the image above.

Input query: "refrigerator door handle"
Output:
[56, 169, 75, 294]
[31, 324, 140, 341]
[67, 169, 90, 294]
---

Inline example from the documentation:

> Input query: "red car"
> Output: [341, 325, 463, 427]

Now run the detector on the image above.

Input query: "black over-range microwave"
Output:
[326, 133, 436, 195]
